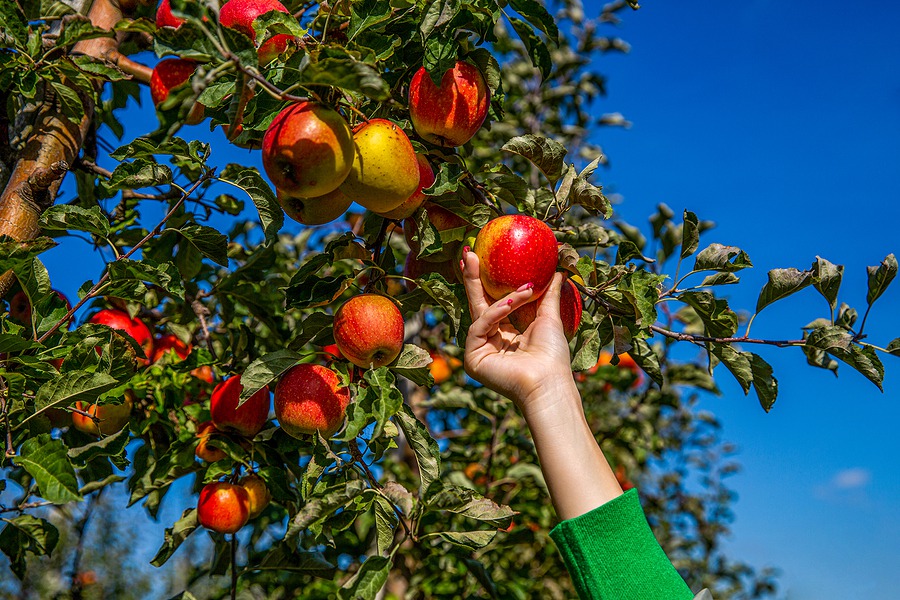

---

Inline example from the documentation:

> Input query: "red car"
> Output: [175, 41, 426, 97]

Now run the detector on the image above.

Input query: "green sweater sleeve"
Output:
[549, 488, 694, 600]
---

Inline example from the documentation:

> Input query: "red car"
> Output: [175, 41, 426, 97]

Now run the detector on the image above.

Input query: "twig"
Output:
[648, 325, 805, 348]
[0, 375, 14, 458]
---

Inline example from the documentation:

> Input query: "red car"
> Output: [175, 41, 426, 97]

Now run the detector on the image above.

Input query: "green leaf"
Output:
[240, 350, 301, 403]
[16, 434, 82, 504]
[39, 205, 110, 238]
[813, 256, 843, 312]
[394, 405, 441, 495]
[507, 16, 552, 80]
[887, 338, 900, 357]
[0, 237, 56, 273]
[508, 0, 559, 43]
[287, 480, 367, 537]
[416, 275, 463, 335]
[174, 224, 228, 266]
[219, 164, 283, 241]
[0, 515, 59, 580]
[339, 368, 404, 441]
[299, 49, 390, 100]
[437, 529, 498, 550]
[151, 508, 199, 567]
[571, 325, 601, 372]
[0, 334, 40, 354]
[805, 326, 884, 391]
[699, 272, 739, 287]
[501, 134, 566, 186]
[56, 14, 112, 48]
[48, 80, 85, 122]
[802, 342, 840, 375]
[252, 8, 307, 42]
[710, 344, 752, 394]
[338, 555, 390, 600]
[681, 210, 699, 259]
[72, 55, 129, 81]
[107, 257, 184, 299]
[0, 0, 28, 46]
[679, 291, 738, 338]
[346, 0, 392, 39]
[617, 270, 663, 326]
[419, 0, 459, 40]
[749, 353, 778, 412]
[629, 338, 663, 387]
[373, 497, 397, 556]
[108, 159, 173, 189]
[693, 244, 752, 272]
[34, 370, 119, 412]
[68, 426, 131, 468]
[865, 253, 897, 307]
[390, 344, 434, 387]
[755, 267, 817, 314]
[570, 175, 611, 217]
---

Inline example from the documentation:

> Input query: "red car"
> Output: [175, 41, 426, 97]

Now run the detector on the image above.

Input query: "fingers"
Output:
[535, 272, 565, 325]
[461, 248, 491, 321]
[468, 283, 535, 340]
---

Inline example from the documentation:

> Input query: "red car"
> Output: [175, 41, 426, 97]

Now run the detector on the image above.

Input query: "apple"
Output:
[72, 392, 134, 437]
[195, 421, 227, 462]
[403, 251, 461, 286]
[408, 61, 489, 147]
[322, 344, 343, 361]
[262, 101, 354, 198]
[333, 294, 405, 369]
[240, 473, 271, 518]
[88, 309, 154, 361]
[429, 352, 461, 385]
[151, 334, 190, 362]
[403, 202, 469, 261]
[8, 289, 72, 328]
[508, 279, 583, 340]
[339, 119, 420, 214]
[279, 186, 352, 226]
[219, 0, 296, 65]
[209, 375, 271, 438]
[150, 58, 205, 125]
[274, 364, 350, 438]
[155, 0, 185, 28]
[197, 481, 250, 534]
[377, 154, 435, 220]
[474, 214, 558, 300]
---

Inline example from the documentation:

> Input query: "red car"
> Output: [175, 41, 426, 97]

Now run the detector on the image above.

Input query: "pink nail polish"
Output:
[515, 282, 530, 292]
[507, 298, 513, 305]
[526, 282, 534, 290]
[463, 246, 471, 255]
[459, 260, 465, 270]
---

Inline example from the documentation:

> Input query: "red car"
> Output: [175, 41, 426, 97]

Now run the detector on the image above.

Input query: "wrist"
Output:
[519, 376, 584, 428]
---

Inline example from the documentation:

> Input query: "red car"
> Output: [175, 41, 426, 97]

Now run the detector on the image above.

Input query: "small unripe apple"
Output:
[150, 58, 205, 125]
[72, 392, 134, 437]
[474, 214, 558, 301]
[508, 279, 583, 340]
[403, 203, 469, 261]
[409, 61, 489, 147]
[88, 309, 154, 361]
[195, 421, 227, 462]
[155, 0, 185, 28]
[262, 102, 354, 198]
[333, 294, 405, 369]
[209, 376, 271, 438]
[278, 186, 352, 226]
[219, 0, 296, 64]
[197, 481, 250, 534]
[274, 364, 350, 438]
[377, 154, 435, 220]
[339, 119, 420, 214]
[240, 473, 271, 518]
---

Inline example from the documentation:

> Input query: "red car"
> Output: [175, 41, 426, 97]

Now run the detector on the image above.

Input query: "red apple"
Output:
[403, 202, 469, 261]
[409, 61, 489, 147]
[262, 102, 354, 198]
[88, 309, 154, 361]
[278, 186, 353, 226]
[377, 154, 435, 220]
[72, 392, 134, 437]
[195, 421, 227, 462]
[151, 334, 190, 362]
[274, 364, 350, 437]
[240, 473, 271, 518]
[197, 481, 250, 534]
[508, 279, 583, 340]
[322, 344, 343, 361]
[209, 375, 270, 438]
[474, 214, 558, 300]
[150, 58, 205, 125]
[219, 0, 296, 65]
[339, 119, 420, 214]
[155, 0, 185, 28]
[333, 294, 405, 369]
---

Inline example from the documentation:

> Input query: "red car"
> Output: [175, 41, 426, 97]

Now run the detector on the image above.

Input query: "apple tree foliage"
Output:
[0, 0, 896, 598]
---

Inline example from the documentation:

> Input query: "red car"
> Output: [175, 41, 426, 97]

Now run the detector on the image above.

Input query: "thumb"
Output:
[535, 272, 565, 325]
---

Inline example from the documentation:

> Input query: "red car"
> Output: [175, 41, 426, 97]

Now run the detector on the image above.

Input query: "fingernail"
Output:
[516, 282, 534, 292]
[506, 298, 513, 305]
[459, 259, 465, 270]
[463, 246, 471, 255]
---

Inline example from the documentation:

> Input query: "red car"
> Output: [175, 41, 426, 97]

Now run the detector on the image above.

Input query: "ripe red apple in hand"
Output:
[333, 294, 405, 369]
[378, 154, 435, 220]
[474, 214, 558, 300]
[219, 0, 295, 64]
[508, 278, 583, 340]
[197, 481, 250, 534]
[262, 102, 354, 198]
[403, 202, 469, 261]
[89, 309, 154, 361]
[209, 375, 270, 437]
[155, 0, 185, 29]
[278, 186, 352, 226]
[339, 119, 419, 214]
[274, 364, 351, 438]
[150, 58, 205, 125]
[409, 61, 489, 147]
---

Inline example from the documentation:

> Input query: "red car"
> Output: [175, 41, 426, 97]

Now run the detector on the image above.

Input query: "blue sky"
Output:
[23, 1, 900, 598]
[592, 1, 900, 598]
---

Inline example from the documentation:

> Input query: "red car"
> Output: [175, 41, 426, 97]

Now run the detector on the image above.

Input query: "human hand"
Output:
[461, 248, 576, 414]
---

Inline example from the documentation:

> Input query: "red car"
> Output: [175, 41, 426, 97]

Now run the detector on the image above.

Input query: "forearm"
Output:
[521, 377, 623, 521]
